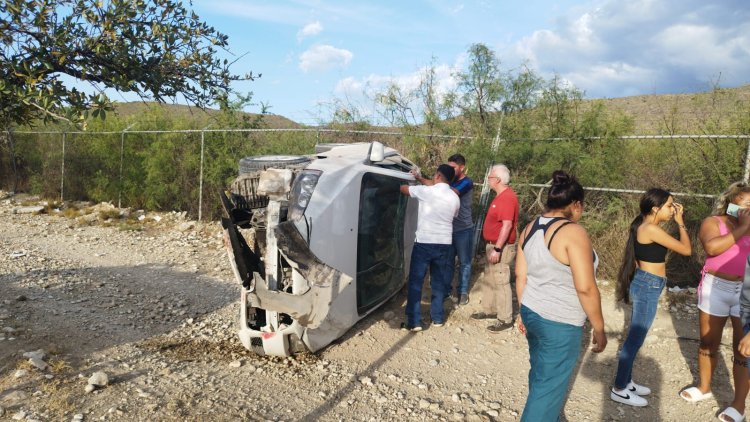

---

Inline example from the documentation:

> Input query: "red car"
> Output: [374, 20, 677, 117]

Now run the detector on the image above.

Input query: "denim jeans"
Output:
[450, 227, 474, 295]
[405, 242, 453, 326]
[614, 268, 666, 389]
[521, 305, 583, 422]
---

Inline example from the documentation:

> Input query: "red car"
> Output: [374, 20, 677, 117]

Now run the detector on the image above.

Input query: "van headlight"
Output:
[288, 170, 322, 221]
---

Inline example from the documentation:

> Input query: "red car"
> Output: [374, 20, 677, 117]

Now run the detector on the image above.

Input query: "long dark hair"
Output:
[546, 170, 584, 210]
[616, 188, 672, 303]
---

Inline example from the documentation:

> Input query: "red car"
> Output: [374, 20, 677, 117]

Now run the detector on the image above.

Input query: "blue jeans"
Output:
[521, 305, 583, 422]
[450, 228, 474, 295]
[614, 268, 666, 389]
[405, 242, 453, 326]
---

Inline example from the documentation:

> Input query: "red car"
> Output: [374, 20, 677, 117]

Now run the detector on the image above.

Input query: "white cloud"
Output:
[297, 21, 323, 41]
[509, 0, 750, 97]
[299, 45, 353, 73]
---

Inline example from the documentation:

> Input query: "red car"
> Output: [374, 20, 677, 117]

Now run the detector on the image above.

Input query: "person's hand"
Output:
[516, 314, 526, 336]
[591, 328, 607, 353]
[410, 167, 421, 178]
[488, 249, 501, 264]
[739, 332, 750, 357]
[672, 202, 685, 225]
[737, 207, 750, 229]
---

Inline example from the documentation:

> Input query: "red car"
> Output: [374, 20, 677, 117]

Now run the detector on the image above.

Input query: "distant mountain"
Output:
[594, 84, 750, 134]
[112, 102, 302, 129]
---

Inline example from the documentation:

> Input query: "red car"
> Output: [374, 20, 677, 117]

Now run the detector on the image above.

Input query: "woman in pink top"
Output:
[680, 182, 750, 422]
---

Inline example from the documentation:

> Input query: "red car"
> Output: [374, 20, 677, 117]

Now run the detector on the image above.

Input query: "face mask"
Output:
[727, 203, 743, 217]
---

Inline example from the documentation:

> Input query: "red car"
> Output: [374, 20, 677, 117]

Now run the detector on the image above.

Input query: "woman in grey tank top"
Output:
[515, 170, 607, 422]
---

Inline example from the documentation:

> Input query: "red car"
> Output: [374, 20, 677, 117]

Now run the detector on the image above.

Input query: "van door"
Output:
[356, 173, 408, 314]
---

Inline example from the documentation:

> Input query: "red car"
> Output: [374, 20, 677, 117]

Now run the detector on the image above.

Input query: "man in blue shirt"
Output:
[412, 154, 474, 305]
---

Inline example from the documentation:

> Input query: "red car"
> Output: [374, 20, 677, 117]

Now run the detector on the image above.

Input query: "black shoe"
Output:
[487, 321, 513, 333]
[470, 312, 497, 320]
[459, 294, 469, 305]
[400, 322, 423, 332]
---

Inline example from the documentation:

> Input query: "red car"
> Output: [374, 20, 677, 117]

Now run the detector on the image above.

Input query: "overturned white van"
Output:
[221, 142, 418, 356]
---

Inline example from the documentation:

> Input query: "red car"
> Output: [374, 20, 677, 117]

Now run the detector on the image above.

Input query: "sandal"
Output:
[679, 386, 713, 402]
[719, 406, 745, 422]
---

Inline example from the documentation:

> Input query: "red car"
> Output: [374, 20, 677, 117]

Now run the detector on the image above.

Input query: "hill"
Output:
[594, 84, 750, 134]
[112, 101, 301, 129]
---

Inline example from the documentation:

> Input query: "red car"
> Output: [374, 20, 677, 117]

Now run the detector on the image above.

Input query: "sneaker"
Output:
[470, 312, 497, 320]
[610, 388, 648, 407]
[627, 381, 651, 396]
[459, 294, 469, 305]
[432, 321, 445, 328]
[487, 321, 514, 333]
[400, 323, 423, 332]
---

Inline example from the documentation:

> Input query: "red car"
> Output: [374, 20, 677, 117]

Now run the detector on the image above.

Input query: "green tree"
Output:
[454, 43, 505, 136]
[0, 0, 254, 128]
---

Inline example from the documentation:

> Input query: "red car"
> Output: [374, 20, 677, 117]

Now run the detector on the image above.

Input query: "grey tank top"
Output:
[521, 216, 598, 327]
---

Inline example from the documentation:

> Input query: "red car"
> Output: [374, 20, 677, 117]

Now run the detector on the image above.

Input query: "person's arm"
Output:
[514, 224, 531, 335]
[566, 225, 607, 353]
[399, 185, 411, 196]
[700, 209, 750, 256]
[410, 168, 434, 186]
[488, 220, 512, 264]
[647, 223, 691, 256]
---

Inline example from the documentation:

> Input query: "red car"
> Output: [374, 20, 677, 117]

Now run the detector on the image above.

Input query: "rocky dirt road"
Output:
[0, 192, 744, 421]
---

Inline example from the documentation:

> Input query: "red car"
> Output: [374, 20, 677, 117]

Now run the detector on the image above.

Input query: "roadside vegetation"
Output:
[2, 42, 749, 284]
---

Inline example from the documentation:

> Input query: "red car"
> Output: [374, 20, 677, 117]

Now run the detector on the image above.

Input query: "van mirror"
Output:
[369, 141, 384, 162]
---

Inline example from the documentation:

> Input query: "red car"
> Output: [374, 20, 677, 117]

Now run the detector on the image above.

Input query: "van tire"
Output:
[239, 155, 311, 175]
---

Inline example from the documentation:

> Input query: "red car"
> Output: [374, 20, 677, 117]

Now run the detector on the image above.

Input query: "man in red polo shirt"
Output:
[472, 164, 519, 332]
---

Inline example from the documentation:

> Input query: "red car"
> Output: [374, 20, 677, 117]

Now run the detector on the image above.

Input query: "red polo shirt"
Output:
[482, 187, 519, 244]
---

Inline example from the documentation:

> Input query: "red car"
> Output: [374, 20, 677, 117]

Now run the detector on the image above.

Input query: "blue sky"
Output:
[182, 0, 750, 125]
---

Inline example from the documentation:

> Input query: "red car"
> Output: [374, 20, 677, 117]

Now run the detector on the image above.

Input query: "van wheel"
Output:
[239, 155, 311, 175]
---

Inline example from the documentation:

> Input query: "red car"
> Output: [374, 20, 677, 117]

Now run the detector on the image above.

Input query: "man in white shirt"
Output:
[399, 164, 460, 331]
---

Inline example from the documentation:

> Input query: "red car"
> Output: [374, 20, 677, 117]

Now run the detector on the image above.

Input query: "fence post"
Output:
[60, 132, 66, 201]
[744, 137, 750, 183]
[118, 123, 135, 208]
[198, 124, 212, 222]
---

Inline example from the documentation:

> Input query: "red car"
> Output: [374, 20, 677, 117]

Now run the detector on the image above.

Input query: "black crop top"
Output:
[634, 240, 667, 263]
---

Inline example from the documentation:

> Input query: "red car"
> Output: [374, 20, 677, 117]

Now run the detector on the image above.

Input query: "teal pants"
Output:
[521, 305, 583, 422]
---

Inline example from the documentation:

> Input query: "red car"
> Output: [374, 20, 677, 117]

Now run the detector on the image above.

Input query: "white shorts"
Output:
[697, 273, 742, 318]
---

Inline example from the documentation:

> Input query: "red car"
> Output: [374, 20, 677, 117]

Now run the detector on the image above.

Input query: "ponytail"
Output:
[617, 214, 643, 303]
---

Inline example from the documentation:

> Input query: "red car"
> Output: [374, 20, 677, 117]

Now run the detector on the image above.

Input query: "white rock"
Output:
[489, 402, 501, 410]
[72, 413, 84, 421]
[84, 384, 96, 393]
[14, 369, 28, 378]
[29, 356, 48, 370]
[419, 399, 431, 409]
[88, 371, 109, 387]
[487, 410, 500, 417]
[22, 349, 45, 360]
[229, 360, 242, 368]
[1, 390, 27, 406]
[359, 376, 373, 386]
[451, 394, 460, 402]
[12, 410, 26, 420]
[429, 359, 439, 367]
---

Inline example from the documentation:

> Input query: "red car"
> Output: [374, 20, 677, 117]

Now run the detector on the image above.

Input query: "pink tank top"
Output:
[703, 216, 750, 277]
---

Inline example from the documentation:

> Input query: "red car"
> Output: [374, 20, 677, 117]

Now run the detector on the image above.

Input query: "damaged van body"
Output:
[221, 142, 417, 356]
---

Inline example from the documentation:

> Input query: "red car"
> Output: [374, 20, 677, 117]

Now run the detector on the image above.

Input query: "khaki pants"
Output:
[480, 243, 516, 322]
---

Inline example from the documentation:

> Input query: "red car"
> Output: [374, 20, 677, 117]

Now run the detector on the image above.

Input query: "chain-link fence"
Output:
[2, 128, 749, 220]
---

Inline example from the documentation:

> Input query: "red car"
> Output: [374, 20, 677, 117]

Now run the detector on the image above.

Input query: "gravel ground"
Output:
[0, 192, 744, 421]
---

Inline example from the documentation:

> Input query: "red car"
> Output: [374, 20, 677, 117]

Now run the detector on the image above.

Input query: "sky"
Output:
[175, 0, 750, 125]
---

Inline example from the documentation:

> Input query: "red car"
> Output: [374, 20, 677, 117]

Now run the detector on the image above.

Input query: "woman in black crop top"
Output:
[610, 188, 692, 408]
